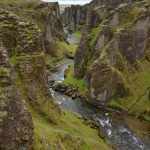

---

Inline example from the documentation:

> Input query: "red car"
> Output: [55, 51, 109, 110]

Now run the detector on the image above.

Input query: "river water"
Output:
[49, 31, 150, 150]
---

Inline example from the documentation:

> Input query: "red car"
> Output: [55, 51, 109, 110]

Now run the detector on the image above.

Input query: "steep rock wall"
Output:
[74, 0, 150, 107]
[74, 26, 89, 79]
[60, 4, 100, 32]
[0, 9, 61, 123]
[43, 2, 66, 56]
[0, 43, 34, 150]
[60, 0, 133, 32]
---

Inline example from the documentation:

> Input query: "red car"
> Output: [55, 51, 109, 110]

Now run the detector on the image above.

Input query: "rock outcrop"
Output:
[0, 43, 34, 150]
[60, 0, 133, 32]
[60, 4, 100, 32]
[0, 8, 61, 121]
[74, 27, 89, 79]
[73, 0, 150, 109]
[4, 1, 66, 57]
[43, 2, 66, 56]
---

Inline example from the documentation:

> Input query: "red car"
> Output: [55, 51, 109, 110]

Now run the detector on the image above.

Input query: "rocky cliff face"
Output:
[1, 8, 61, 121]
[61, 5, 86, 31]
[60, 4, 100, 32]
[0, 43, 34, 149]
[0, 6, 61, 147]
[2, 1, 66, 57]
[73, 0, 150, 117]
[74, 26, 89, 79]
[60, 0, 133, 32]
[43, 2, 66, 56]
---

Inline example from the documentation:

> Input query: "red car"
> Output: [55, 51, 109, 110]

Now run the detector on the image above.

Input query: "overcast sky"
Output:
[42, 0, 92, 5]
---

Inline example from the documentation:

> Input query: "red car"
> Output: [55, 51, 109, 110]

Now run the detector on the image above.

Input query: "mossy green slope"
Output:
[72, 30, 82, 39]
[109, 61, 150, 122]
[33, 110, 112, 150]
[64, 65, 89, 95]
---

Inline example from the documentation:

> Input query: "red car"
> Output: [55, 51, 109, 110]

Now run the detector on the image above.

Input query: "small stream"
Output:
[48, 31, 150, 150]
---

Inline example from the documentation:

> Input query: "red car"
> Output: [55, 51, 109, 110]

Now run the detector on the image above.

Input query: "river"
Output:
[48, 30, 150, 150]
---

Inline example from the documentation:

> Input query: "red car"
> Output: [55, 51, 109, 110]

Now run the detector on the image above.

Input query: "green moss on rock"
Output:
[64, 65, 89, 95]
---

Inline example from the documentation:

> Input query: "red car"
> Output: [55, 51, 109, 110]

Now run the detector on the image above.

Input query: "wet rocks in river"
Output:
[98, 130, 106, 139]
[84, 120, 99, 129]
[52, 82, 87, 100]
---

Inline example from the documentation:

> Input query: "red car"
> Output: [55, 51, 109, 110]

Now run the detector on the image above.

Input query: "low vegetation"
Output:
[72, 31, 82, 39]
[109, 61, 150, 121]
[56, 41, 78, 59]
[64, 65, 89, 95]
[33, 110, 112, 150]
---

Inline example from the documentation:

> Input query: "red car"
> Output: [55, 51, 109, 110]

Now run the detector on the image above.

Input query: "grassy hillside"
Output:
[33, 110, 112, 150]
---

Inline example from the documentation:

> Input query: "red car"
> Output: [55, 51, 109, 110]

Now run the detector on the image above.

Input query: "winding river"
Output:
[49, 31, 150, 150]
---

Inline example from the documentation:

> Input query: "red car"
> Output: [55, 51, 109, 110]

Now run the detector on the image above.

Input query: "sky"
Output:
[42, 0, 92, 5]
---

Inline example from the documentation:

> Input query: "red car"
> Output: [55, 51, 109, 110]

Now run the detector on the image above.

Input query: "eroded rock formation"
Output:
[60, 0, 133, 32]
[43, 2, 66, 56]
[74, 26, 89, 79]
[0, 8, 61, 147]
[0, 43, 34, 150]
[74, 0, 150, 107]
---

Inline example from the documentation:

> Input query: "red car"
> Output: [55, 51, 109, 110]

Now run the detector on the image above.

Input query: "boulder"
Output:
[98, 130, 106, 139]
[87, 57, 127, 105]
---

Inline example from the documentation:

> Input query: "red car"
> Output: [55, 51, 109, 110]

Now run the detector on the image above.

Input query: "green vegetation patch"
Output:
[56, 41, 78, 59]
[46, 41, 78, 70]
[97, 6, 107, 20]
[88, 23, 104, 48]
[143, 114, 150, 122]
[109, 61, 150, 121]
[0, 67, 10, 74]
[115, 5, 140, 29]
[33, 110, 112, 150]
[72, 31, 82, 39]
[64, 65, 89, 95]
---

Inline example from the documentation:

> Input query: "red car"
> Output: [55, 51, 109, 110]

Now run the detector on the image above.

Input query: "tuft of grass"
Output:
[0, 87, 8, 94]
[88, 23, 104, 48]
[72, 31, 82, 39]
[56, 41, 78, 59]
[109, 99, 126, 111]
[143, 114, 150, 122]
[64, 65, 89, 94]
[46, 41, 78, 70]
[0, 67, 9, 74]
